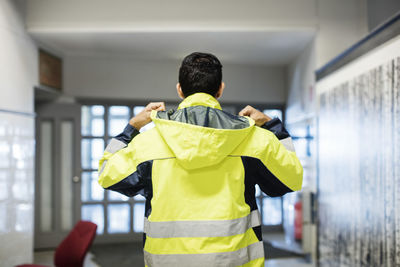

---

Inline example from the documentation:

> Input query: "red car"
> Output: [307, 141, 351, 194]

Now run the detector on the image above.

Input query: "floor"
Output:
[33, 231, 314, 266]
[88, 239, 304, 267]
[33, 250, 312, 267]
[34, 246, 313, 267]
[33, 250, 100, 267]
[263, 232, 314, 267]
[263, 232, 305, 254]
[33, 231, 312, 267]
[265, 258, 313, 267]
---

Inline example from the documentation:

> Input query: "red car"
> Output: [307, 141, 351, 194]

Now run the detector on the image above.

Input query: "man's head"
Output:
[177, 52, 225, 99]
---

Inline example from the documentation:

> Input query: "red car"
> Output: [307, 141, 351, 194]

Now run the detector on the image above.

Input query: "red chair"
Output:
[17, 220, 97, 267]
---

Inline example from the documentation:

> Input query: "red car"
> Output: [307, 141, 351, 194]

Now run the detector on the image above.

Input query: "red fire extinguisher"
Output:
[294, 200, 302, 241]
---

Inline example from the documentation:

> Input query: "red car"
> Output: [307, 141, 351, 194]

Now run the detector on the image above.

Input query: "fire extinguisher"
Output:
[294, 200, 302, 241]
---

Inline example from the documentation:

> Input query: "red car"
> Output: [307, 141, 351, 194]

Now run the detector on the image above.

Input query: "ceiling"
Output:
[32, 30, 315, 65]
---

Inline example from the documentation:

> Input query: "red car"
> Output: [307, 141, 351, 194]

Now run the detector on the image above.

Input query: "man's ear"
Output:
[176, 83, 185, 99]
[215, 82, 225, 99]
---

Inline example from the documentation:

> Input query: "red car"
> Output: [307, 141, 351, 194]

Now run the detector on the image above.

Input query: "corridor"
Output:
[1, 0, 400, 266]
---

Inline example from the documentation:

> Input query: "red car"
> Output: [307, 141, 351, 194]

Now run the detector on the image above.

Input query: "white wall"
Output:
[315, 0, 368, 69]
[315, 28, 400, 267]
[24, 0, 370, 107]
[367, 0, 400, 31]
[286, 0, 368, 121]
[317, 34, 400, 92]
[25, 0, 318, 31]
[64, 56, 286, 104]
[24, 0, 368, 68]
[284, 1, 368, 262]
[0, 1, 37, 266]
[0, 0, 37, 113]
[286, 41, 316, 123]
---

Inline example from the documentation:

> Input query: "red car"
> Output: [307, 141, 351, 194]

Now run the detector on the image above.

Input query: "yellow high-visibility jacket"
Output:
[98, 93, 303, 267]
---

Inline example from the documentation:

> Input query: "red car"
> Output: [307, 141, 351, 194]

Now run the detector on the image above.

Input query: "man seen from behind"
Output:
[98, 52, 303, 267]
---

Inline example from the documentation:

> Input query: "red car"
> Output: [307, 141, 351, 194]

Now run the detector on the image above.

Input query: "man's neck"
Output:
[178, 93, 222, 110]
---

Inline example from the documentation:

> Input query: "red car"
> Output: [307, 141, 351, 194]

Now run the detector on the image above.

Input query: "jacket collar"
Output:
[177, 92, 222, 110]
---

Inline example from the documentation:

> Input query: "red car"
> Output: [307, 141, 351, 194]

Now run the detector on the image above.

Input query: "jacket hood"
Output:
[150, 93, 255, 170]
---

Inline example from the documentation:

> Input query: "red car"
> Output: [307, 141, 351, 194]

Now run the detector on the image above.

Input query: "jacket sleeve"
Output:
[261, 118, 296, 152]
[245, 118, 302, 197]
[97, 124, 146, 197]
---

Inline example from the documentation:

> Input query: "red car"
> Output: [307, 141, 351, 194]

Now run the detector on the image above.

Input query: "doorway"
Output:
[34, 103, 81, 249]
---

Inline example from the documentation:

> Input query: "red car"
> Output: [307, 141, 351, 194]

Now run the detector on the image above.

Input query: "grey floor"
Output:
[265, 258, 313, 267]
[33, 250, 312, 267]
[34, 242, 312, 267]
[89, 239, 305, 266]
[33, 250, 100, 267]
[33, 232, 312, 267]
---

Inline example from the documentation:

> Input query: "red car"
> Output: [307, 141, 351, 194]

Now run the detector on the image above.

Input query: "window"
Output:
[261, 109, 284, 227]
[81, 104, 149, 235]
[263, 109, 283, 121]
[255, 186, 283, 227]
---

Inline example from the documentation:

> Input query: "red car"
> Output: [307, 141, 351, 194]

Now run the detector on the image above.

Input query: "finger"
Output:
[147, 102, 164, 111]
[153, 102, 166, 111]
[238, 108, 247, 116]
[264, 113, 272, 121]
[158, 102, 166, 111]
[238, 106, 247, 116]
[239, 106, 252, 116]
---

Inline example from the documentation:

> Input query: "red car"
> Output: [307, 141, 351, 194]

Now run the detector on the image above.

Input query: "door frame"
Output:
[34, 103, 81, 249]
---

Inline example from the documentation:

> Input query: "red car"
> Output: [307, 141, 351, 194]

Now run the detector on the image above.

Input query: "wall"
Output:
[286, 41, 316, 123]
[25, 0, 318, 31]
[0, 0, 37, 113]
[367, 0, 400, 31]
[284, 40, 318, 261]
[285, 0, 368, 183]
[25, 0, 369, 112]
[64, 56, 287, 104]
[284, 0, 368, 259]
[316, 33, 400, 266]
[286, 0, 368, 122]
[0, 0, 37, 266]
[24, 0, 367, 70]
[315, 0, 368, 69]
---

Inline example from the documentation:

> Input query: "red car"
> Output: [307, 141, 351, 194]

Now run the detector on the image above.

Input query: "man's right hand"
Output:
[129, 102, 165, 130]
[239, 105, 272, 126]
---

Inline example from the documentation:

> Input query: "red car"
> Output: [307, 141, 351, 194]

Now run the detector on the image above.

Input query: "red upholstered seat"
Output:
[16, 221, 97, 267]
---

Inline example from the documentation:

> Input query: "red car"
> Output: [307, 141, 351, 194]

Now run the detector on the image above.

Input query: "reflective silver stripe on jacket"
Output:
[280, 137, 295, 152]
[144, 210, 261, 238]
[99, 139, 127, 176]
[144, 241, 264, 267]
[105, 138, 127, 153]
[98, 161, 107, 176]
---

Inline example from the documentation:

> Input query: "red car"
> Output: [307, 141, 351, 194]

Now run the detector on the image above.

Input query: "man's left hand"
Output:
[129, 102, 165, 130]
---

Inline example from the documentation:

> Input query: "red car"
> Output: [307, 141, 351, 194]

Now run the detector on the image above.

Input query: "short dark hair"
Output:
[179, 52, 223, 97]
